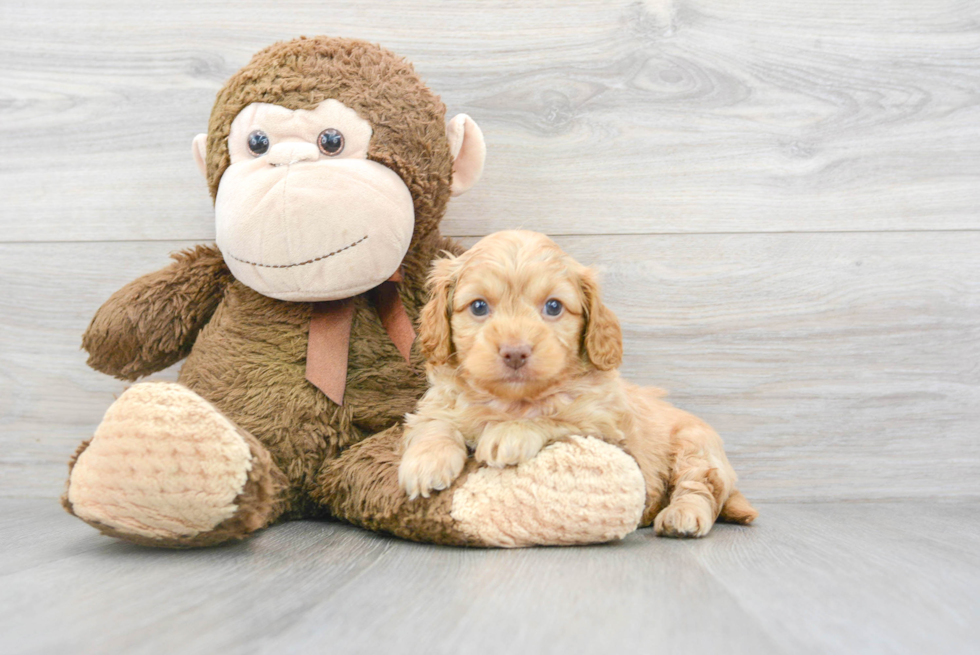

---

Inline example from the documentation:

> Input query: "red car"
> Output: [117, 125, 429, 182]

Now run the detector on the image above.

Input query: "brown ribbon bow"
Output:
[305, 270, 416, 405]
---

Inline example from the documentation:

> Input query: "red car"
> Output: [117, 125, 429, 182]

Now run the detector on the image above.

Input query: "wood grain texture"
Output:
[2, 499, 978, 655]
[1, 0, 979, 241]
[2, 232, 978, 500]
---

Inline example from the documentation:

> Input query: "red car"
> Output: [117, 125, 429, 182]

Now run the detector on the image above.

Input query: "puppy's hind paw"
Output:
[399, 438, 467, 500]
[654, 499, 714, 538]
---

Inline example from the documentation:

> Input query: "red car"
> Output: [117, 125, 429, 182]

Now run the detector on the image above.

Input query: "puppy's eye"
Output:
[544, 299, 563, 317]
[247, 130, 270, 156]
[469, 299, 490, 317]
[318, 128, 345, 156]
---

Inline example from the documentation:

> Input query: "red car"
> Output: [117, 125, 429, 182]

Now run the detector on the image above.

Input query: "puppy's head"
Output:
[418, 230, 622, 400]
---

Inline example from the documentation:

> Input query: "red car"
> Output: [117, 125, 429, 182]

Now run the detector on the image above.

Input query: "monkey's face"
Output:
[194, 37, 486, 303]
[212, 100, 416, 302]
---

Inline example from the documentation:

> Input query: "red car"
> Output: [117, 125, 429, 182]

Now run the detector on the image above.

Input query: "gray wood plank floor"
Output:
[2, 499, 978, 655]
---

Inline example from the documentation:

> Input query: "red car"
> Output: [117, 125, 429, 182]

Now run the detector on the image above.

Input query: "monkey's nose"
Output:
[266, 142, 320, 166]
[500, 343, 532, 370]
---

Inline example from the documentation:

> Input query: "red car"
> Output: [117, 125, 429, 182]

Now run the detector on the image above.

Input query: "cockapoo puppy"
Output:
[398, 230, 757, 537]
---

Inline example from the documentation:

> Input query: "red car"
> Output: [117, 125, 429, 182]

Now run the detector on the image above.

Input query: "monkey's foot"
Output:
[63, 382, 284, 548]
[451, 436, 646, 547]
[320, 431, 646, 548]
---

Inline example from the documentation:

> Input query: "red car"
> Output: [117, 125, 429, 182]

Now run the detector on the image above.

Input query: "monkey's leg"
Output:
[312, 428, 647, 547]
[653, 419, 756, 538]
[63, 382, 289, 548]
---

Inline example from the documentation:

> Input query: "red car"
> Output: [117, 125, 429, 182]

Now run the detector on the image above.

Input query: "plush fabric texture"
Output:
[305, 298, 356, 404]
[204, 36, 454, 248]
[312, 425, 478, 545]
[172, 233, 454, 520]
[65, 36, 651, 548]
[450, 436, 646, 547]
[66, 383, 266, 541]
[214, 99, 418, 302]
[313, 430, 646, 546]
[82, 245, 232, 381]
[304, 273, 416, 404]
[215, 158, 415, 301]
[445, 113, 485, 195]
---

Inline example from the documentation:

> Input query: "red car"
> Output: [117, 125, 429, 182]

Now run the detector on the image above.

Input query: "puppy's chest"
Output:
[458, 393, 624, 444]
[473, 394, 570, 422]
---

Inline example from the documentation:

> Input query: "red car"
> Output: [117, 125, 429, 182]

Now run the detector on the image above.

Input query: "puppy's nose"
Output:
[500, 343, 532, 370]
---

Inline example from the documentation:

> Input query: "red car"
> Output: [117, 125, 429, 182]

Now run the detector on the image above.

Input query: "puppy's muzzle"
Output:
[500, 343, 532, 370]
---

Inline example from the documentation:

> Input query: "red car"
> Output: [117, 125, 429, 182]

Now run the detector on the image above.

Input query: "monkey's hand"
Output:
[83, 244, 232, 380]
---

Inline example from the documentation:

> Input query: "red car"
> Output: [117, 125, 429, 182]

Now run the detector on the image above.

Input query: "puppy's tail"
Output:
[719, 489, 758, 525]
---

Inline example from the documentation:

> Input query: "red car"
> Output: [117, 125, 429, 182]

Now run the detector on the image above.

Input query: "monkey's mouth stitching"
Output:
[227, 235, 369, 269]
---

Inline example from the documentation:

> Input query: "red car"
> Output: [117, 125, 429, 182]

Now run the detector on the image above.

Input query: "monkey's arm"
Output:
[83, 244, 233, 380]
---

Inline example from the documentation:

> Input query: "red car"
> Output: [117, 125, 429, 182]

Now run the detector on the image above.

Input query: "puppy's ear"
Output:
[418, 256, 458, 365]
[581, 268, 623, 371]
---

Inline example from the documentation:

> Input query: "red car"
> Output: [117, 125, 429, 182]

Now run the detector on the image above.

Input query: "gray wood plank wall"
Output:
[2, 0, 978, 501]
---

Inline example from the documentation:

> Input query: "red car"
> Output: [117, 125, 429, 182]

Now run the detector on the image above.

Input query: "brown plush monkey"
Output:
[62, 36, 646, 548]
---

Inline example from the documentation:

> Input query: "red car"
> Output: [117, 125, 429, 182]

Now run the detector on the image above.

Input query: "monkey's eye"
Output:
[544, 299, 564, 317]
[469, 299, 490, 317]
[318, 128, 345, 156]
[247, 130, 270, 156]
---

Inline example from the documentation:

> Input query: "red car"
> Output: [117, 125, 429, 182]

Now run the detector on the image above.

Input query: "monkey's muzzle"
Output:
[215, 158, 415, 302]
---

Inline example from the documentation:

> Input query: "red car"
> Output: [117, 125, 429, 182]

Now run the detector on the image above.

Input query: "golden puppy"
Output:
[399, 230, 757, 537]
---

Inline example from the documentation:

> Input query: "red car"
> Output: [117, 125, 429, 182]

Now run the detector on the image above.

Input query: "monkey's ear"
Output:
[446, 114, 485, 196]
[417, 256, 459, 365]
[581, 267, 623, 371]
[192, 134, 208, 178]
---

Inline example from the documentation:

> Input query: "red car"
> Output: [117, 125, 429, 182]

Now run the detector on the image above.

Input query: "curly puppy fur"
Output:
[399, 230, 758, 537]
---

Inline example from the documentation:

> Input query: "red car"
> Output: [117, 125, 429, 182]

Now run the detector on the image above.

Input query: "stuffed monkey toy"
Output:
[62, 36, 647, 548]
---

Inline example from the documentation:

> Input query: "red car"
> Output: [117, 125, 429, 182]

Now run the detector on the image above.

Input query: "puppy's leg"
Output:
[718, 489, 759, 525]
[622, 433, 671, 529]
[655, 417, 742, 538]
[475, 420, 555, 468]
[399, 420, 467, 500]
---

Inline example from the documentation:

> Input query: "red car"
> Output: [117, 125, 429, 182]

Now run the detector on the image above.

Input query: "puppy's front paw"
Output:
[475, 422, 545, 468]
[654, 498, 713, 538]
[399, 438, 467, 500]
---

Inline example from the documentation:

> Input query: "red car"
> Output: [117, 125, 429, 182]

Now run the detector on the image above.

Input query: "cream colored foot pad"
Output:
[68, 382, 252, 540]
[451, 436, 645, 547]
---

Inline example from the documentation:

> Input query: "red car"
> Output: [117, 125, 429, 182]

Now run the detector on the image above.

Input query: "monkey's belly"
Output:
[176, 283, 424, 502]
